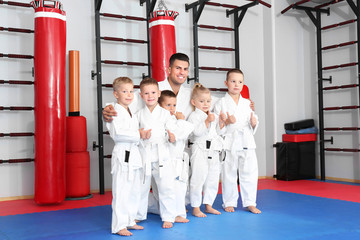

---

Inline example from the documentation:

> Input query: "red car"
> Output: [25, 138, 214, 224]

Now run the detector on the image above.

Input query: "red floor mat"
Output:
[0, 192, 112, 216]
[258, 179, 360, 203]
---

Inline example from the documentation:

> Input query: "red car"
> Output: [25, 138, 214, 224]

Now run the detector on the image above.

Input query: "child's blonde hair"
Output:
[139, 77, 159, 91]
[113, 77, 133, 91]
[191, 82, 210, 100]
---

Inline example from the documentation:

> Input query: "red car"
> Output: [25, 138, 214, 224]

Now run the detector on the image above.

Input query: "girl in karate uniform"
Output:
[214, 69, 261, 214]
[188, 83, 225, 218]
[106, 77, 144, 236]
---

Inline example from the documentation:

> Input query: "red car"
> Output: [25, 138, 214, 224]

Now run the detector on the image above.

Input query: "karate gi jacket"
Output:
[214, 93, 258, 153]
[106, 103, 142, 179]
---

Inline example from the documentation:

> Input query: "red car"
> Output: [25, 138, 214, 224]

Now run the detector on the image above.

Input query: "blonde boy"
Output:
[135, 78, 177, 229]
[214, 69, 261, 214]
[106, 77, 144, 236]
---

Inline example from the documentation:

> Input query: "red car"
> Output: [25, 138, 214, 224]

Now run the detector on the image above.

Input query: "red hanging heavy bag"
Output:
[149, 10, 178, 82]
[32, 0, 66, 204]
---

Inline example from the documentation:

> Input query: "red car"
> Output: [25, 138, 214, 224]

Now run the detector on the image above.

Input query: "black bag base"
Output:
[273, 142, 316, 181]
[284, 119, 315, 131]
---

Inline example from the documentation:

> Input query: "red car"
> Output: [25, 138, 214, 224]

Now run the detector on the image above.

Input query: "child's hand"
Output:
[205, 113, 215, 128]
[226, 112, 236, 125]
[250, 112, 257, 129]
[207, 113, 215, 122]
[139, 128, 152, 139]
[175, 112, 185, 120]
[219, 111, 226, 129]
[167, 130, 176, 143]
[145, 129, 152, 139]
[219, 111, 227, 123]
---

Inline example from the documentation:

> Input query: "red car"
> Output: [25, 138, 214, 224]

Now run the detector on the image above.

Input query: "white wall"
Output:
[0, 0, 358, 199]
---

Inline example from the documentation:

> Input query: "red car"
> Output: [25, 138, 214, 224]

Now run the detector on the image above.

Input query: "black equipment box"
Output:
[273, 142, 316, 181]
[284, 119, 315, 131]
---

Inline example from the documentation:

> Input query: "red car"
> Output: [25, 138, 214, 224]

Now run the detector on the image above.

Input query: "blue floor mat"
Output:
[1, 190, 360, 240]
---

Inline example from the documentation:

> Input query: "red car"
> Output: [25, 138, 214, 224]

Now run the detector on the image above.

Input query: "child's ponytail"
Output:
[191, 82, 210, 100]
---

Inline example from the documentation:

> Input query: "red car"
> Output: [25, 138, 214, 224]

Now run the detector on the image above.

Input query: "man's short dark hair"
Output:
[169, 53, 190, 67]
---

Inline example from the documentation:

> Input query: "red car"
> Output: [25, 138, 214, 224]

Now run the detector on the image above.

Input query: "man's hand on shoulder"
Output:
[103, 105, 117, 122]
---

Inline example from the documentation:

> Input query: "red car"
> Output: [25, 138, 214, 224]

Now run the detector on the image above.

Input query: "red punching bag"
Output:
[32, 0, 66, 204]
[149, 8, 179, 82]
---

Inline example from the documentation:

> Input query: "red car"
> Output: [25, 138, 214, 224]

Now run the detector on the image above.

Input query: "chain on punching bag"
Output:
[149, 0, 179, 82]
[32, 0, 66, 204]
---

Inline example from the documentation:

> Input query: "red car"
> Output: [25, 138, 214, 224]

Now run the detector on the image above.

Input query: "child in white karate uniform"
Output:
[158, 90, 194, 222]
[214, 69, 261, 214]
[135, 78, 178, 229]
[106, 77, 144, 236]
[188, 83, 225, 218]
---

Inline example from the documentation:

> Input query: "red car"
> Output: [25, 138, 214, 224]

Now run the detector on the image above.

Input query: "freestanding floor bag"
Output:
[273, 142, 316, 181]
[149, 10, 178, 82]
[32, 0, 67, 204]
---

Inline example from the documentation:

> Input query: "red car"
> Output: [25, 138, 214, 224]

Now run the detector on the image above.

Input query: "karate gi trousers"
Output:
[136, 148, 176, 223]
[111, 165, 142, 233]
[221, 149, 258, 208]
[190, 144, 220, 207]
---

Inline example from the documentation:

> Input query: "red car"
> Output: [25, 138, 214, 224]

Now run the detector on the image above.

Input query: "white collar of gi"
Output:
[160, 78, 186, 95]
[114, 102, 132, 116]
[145, 103, 160, 114]
[225, 92, 243, 105]
[194, 107, 209, 117]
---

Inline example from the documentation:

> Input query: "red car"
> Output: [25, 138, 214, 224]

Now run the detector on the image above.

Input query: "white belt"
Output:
[227, 130, 248, 165]
[141, 139, 170, 178]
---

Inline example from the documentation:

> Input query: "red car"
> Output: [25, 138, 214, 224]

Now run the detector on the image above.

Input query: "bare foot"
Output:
[175, 216, 190, 223]
[117, 228, 132, 236]
[205, 205, 221, 215]
[192, 207, 207, 217]
[162, 221, 173, 229]
[128, 224, 144, 230]
[135, 219, 141, 223]
[247, 206, 261, 214]
[224, 206, 235, 212]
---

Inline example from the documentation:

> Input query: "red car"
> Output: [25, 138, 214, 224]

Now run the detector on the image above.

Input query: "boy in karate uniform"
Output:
[136, 78, 178, 229]
[148, 90, 194, 223]
[214, 69, 261, 214]
[106, 77, 143, 236]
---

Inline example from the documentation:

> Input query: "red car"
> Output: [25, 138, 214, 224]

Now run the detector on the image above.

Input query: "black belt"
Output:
[206, 140, 211, 149]
[125, 150, 130, 162]
[188, 140, 211, 149]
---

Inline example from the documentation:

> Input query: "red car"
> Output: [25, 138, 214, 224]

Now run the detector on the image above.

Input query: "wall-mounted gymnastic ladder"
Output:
[0, 1, 35, 165]
[92, 0, 155, 194]
[185, 0, 271, 92]
[281, 0, 360, 180]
